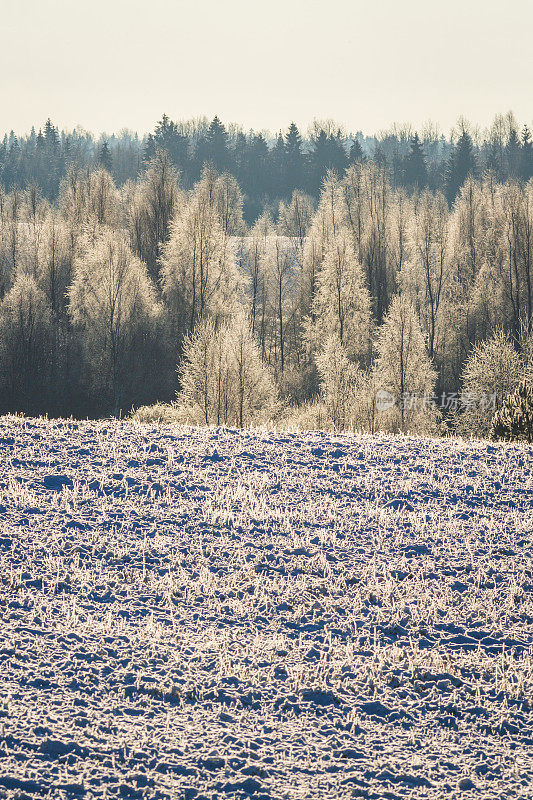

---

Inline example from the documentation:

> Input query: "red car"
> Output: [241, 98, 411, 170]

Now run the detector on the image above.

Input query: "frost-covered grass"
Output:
[0, 416, 532, 800]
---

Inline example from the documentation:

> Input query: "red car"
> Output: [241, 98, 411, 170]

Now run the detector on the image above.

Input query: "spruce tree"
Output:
[205, 116, 230, 172]
[505, 127, 521, 178]
[285, 123, 304, 194]
[521, 125, 533, 181]
[153, 114, 188, 172]
[309, 129, 347, 194]
[270, 132, 287, 196]
[373, 144, 388, 169]
[445, 131, 477, 205]
[329, 131, 348, 175]
[43, 118, 59, 152]
[97, 140, 113, 173]
[348, 139, 365, 165]
[404, 133, 428, 190]
[310, 129, 329, 194]
[142, 133, 156, 164]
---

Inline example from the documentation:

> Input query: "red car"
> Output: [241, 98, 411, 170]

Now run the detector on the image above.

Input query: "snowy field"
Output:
[0, 417, 532, 800]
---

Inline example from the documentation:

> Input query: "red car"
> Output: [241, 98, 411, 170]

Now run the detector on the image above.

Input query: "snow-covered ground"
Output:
[0, 417, 532, 800]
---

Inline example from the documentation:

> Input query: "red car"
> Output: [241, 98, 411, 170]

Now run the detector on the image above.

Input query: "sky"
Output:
[1, 0, 532, 138]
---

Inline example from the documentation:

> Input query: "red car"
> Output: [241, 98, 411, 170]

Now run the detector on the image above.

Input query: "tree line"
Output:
[2, 112, 533, 223]
[0, 147, 532, 436]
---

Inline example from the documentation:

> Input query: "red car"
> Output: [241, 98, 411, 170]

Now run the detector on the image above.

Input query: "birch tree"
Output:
[69, 228, 161, 414]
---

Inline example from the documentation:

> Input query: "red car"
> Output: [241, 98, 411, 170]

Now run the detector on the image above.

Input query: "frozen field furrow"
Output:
[0, 417, 532, 799]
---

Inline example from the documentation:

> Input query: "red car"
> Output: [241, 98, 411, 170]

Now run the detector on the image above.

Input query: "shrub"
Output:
[132, 403, 183, 425]
[456, 330, 521, 438]
[491, 380, 533, 443]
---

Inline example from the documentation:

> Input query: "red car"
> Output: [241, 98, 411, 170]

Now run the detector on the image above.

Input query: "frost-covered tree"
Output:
[389, 189, 412, 278]
[458, 330, 521, 437]
[491, 380, 533, 443]
[278, 191, 315, 256]
[128, 150, 181, 281]
[59, 166, 120, 231]
[33, 214, 72, 318]
[33, 212, 80, 410]
[178, 318, 225, 426]
[239, 216, 270, 343]
[69, 228, 162, 415]
[307, 233, 372, 363]
[340, 164, 365, 261]
[178, 314, 276, 427]
[301, 172, 345, 313]
[160, 187, 242, 345]
[213, 172, 245, 237]
[0, 189, 23, 297]
[338, 162, 397, 322]
[359, 163, 393, 321]
[20, 186, 50, 278]
[191, 165, 245, 237]
[263, 236, 298, 375]
[401, 190, 449, 359]
[373, 294, 437, 431]
[230, 313, 278, 427]
[0, 275, 51, 412]
[498, 182, 533, 335]
[315, 336, 359, 430]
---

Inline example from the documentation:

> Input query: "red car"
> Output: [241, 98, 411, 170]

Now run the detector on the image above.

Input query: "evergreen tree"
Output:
[309, 129, 330, 194]
[97, 140, 113, 173]
[203, 116, 230, 172]
[270, 132, 287, 196]
[404, 133, 428, 190]
[43, 118, 60, 152]
[242, 133, 269, 219]
[521, 125, 533, 181]
[285, 122, 304, 194]
[153, 114, 188, 172]
[142, 133, 156, 164]
[445, 131, 477, 204]
[348, 139, 365, 165]
[505, 126, 521, 178]
[233, 131, 248, 186]
[373, 144, 388, 169]
[309, 129, 348, 194]
[328, 131, 349, 175]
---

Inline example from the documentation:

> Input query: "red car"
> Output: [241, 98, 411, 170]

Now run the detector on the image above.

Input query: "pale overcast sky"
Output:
[1, 0, 531, 137]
